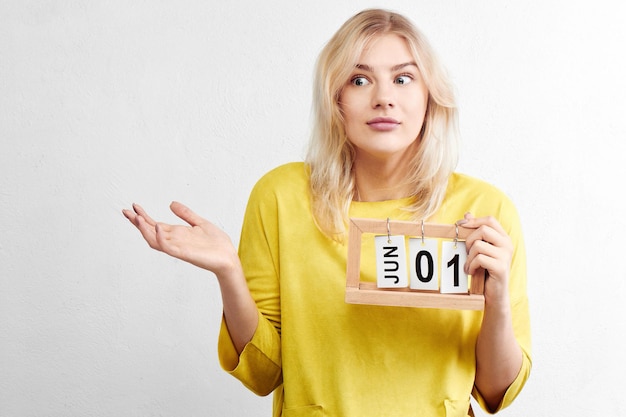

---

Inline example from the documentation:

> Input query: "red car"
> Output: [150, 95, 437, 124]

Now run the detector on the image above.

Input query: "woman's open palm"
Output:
[122, 202, 239, 276]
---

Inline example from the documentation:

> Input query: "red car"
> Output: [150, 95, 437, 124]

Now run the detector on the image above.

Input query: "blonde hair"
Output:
[306, 8, 459, 240]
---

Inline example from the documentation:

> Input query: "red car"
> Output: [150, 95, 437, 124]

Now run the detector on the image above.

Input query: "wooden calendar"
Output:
[345, 218, 485, 310]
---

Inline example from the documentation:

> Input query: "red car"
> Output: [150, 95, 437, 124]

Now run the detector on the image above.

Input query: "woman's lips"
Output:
[366, 117, 400, 131]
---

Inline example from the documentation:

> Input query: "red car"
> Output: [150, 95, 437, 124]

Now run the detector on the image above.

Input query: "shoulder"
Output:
[243, 162, 313, 228]
[246, 162, 310, 207]
[448, 172, 508, 197]
[444, 172, 519, 225]
[255, 162, 309, 186]
[251, 162, 309, 194]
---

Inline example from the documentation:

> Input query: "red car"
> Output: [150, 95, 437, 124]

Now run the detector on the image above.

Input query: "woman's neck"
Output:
[353, 154, 413, 202]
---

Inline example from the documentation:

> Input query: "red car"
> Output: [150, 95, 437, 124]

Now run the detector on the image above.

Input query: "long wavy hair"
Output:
[306, 9, 459, 240]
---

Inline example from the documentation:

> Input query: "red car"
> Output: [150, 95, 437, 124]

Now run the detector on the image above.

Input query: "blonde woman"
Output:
[123, 8, 531, 416]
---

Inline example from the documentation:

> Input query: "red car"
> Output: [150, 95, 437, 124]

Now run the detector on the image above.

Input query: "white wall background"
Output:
[1, 1, 625, 416]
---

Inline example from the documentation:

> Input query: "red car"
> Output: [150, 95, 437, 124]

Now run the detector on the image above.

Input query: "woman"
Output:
[123, 9, 531, 416]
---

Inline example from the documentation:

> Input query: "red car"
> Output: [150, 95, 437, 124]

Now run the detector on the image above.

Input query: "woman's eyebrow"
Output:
[391, 62, 418, 71]
[354, 62, 418, 72]
[355, 63, 374, 72]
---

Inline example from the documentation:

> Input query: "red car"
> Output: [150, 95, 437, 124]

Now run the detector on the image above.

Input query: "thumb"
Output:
[170, 201, 204, 227]
[456, 212, 475, 228]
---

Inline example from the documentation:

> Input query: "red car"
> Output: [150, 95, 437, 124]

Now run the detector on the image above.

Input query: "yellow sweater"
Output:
[218, 162, 531, 417]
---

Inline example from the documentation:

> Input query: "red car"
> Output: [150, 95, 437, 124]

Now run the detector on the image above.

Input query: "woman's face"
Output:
[340, 34, 429, 162]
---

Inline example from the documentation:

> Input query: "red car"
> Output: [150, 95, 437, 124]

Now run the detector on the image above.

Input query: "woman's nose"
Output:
[372, 83, 395, 108]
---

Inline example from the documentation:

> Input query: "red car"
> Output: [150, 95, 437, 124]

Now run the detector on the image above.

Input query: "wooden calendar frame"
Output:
[345, 218, 485, 310]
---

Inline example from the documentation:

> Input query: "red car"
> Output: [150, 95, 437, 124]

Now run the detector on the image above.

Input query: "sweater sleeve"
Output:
[217, 173, 283, 396]
[472, 195, 533, 413]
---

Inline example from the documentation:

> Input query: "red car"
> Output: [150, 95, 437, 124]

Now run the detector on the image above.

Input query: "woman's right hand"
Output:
[122, 202, 240, 277]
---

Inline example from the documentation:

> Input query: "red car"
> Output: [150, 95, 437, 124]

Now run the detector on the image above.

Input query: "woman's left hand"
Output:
[458, 212, 513, 307]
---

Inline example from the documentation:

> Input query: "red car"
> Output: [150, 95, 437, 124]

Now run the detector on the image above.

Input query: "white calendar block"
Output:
[408, 238, 439, 291]
[375, 235, 408, 288]
[440, 241, 468, 294]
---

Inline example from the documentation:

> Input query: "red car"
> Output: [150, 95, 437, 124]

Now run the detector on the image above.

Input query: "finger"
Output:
[466, 253, 493, 277]
[154, 223, 188, 260]
[462, 214, 506, 236]
[467, 239, 500, 262]
[466, 262, 486, 281]
[122, 208, 136, 222]
[453, 212, 472, 226]
[466, 251, 507, 280]
[465, 235, 511, 277]
[465, 224, 506, 250]
[170, 201, 206, 227]
[155, 222, 172, 233]
[134, 215, 161, 250]
[122, 208, 145, 230]
[465, 244, 499, 272]
[132, 203, 157, 226]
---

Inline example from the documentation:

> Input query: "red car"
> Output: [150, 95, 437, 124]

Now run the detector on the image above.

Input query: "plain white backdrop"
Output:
[1, 1, 625, 416]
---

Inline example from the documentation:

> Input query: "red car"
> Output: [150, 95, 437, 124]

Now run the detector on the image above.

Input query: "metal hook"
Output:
[454, 222, 459, 248]
[421, 219, 425, 244]
[386, 217, 392, 243]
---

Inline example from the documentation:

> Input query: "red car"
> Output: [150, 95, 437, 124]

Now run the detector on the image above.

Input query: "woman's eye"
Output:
[395, 75, 413, 85]
[351, 76, 370, 86]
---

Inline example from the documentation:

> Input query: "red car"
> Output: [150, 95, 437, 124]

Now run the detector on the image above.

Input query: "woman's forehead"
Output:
[354, 34, 415, 69]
